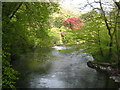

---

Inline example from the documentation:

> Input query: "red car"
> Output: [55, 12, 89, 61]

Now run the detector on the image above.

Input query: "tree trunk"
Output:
[99, 1, 113, 60]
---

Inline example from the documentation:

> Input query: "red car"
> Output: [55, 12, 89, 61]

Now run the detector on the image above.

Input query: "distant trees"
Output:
[49, 5, 82, 28]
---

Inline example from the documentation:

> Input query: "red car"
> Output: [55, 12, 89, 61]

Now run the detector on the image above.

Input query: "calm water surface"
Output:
[13, 46, 118, 88]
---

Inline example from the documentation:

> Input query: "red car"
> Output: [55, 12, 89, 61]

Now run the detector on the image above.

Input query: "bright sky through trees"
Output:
[59, 0, 114, 13]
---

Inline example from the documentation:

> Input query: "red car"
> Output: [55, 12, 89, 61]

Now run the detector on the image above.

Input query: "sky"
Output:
[1, 0, 115, 14]
[59, 0, 114, 13]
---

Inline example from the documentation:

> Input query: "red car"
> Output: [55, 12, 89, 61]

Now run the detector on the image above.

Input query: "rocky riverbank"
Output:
[87, 61, 120, 87]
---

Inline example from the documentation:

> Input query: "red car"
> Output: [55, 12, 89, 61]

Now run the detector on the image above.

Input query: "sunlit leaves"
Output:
[80, 9, 120, 63]
[2, 2, 59, 88]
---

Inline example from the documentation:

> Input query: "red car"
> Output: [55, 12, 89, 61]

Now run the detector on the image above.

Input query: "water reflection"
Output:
[14, 46, 117, 88]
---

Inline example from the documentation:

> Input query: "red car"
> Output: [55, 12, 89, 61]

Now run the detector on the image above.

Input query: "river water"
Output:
[13, 45, 117, 88]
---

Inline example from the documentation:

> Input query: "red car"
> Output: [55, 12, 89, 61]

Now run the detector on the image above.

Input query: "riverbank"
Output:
[87, 61, 120, 87]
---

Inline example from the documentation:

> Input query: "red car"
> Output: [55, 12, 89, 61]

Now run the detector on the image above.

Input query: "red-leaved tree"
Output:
[63, 17, 83, 30]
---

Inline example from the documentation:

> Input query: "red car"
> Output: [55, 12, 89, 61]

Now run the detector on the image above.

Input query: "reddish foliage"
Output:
[63, 17, 83, 30]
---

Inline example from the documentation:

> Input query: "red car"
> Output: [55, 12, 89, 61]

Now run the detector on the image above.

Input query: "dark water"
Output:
[13, 46, 118, 88]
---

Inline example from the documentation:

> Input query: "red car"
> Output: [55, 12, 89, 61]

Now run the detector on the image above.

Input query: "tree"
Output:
[63, 17, 83, 30]
[79, 0, 120, 65]
[49, 5, 82, 28]
[2, 2, 59, 88]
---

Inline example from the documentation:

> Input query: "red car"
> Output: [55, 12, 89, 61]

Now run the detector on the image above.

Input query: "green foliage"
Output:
[48, 27, 63, 45]
[48, 5, 83, 45]
[2, 51, 19, 89]
[79, 10, 120, 63]
[49, 6, 81, 28]
[2, 2, 59, 88]
[2, 1, 119, 88]
[79, 11, 109, 62]
[62, 29, 78, 44]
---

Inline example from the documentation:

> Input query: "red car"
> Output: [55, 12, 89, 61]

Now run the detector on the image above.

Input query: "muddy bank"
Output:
[87, 61, 120, 87]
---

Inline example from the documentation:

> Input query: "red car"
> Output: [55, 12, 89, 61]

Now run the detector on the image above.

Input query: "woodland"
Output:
[2, 0, 120, 89]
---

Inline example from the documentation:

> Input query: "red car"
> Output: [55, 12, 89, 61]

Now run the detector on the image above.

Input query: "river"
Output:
[13, 45, 118, 88]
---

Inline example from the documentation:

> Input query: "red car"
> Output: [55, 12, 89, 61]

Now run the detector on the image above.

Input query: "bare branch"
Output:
[9, 2, 23, 19]
[113, 0, 120, 9]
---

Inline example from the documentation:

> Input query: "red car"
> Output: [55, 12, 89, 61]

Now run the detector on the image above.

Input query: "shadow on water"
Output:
[13, 45, 118, 88]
